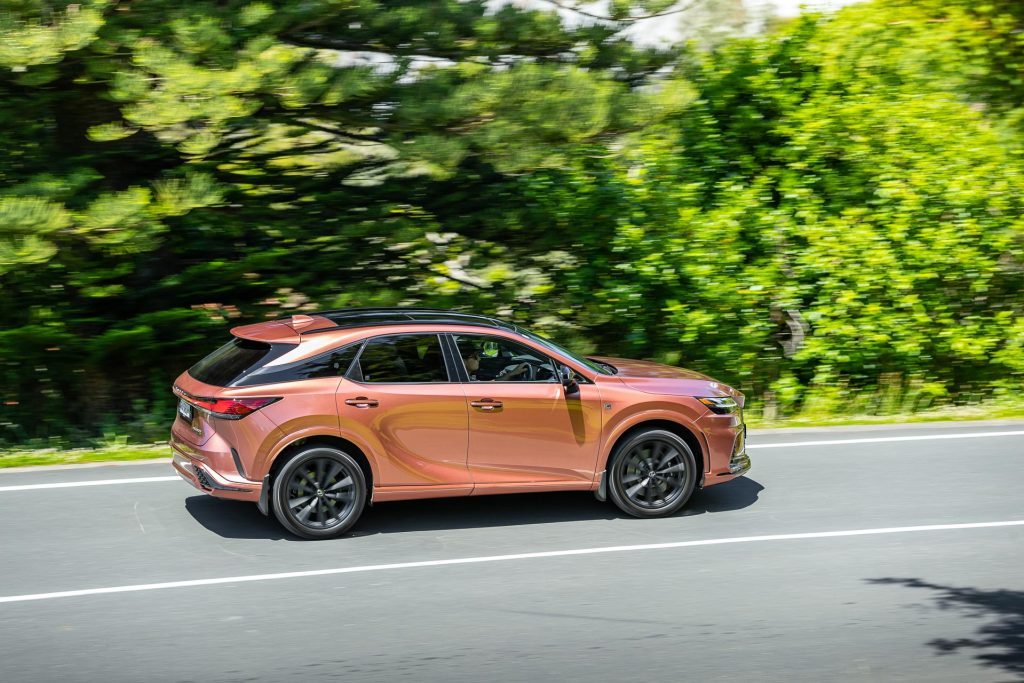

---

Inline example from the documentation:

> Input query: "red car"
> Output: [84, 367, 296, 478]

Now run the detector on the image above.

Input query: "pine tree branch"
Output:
[282, 34, 575, 61]
[283, 35, 472, 61]
[533, 0, 706, 23]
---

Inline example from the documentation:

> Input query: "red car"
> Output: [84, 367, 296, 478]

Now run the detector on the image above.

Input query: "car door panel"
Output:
[449, 332, 604, 485]
[337, 378, 472, 488]
[336, 333, 472, 489]
[464, 382, 603, 485]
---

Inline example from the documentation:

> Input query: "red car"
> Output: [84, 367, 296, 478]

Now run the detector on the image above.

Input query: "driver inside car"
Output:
[458, 342, 531, 381]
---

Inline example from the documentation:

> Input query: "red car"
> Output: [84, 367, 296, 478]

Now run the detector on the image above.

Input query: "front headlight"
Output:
[697, 396, 738, 414]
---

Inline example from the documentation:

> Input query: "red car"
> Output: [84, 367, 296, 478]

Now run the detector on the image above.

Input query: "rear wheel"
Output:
[607, 429, 697, 518]
[271, 447, 367, 539]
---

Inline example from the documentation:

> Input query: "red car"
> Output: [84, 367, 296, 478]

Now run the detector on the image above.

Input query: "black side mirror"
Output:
[559, 365, 580, 395]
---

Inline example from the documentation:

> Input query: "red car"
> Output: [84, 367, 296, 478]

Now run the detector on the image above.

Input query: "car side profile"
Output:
[170, 308, 750, 539]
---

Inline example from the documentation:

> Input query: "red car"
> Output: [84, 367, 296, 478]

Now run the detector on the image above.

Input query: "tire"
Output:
[271, 446, 367, 539]
[607, 429, 698, 518]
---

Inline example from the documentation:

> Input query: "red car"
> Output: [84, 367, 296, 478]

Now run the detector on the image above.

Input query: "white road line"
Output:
[747, 430, 1024, 449]
[0, 476, 178, 492]
[1, 519, 1021, 605]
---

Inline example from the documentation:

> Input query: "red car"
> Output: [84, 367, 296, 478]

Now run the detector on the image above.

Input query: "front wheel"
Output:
[272, 447, 367, 539]
[607, 429, 698, 518]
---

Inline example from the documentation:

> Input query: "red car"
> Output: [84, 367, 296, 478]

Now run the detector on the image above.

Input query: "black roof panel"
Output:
[300, 308, 519, 334]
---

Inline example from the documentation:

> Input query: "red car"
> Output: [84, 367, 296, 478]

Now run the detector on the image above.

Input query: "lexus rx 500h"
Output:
[171, 308, 750, 539]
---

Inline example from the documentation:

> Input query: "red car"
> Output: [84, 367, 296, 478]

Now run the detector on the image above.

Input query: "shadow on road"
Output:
[185, 475, 764, 541]
[684, 476, 764, 517]
[868, 577, 1024, 681]
[184, 496, 288, 540]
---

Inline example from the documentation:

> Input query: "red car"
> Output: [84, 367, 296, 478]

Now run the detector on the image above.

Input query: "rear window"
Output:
[235, 343, 360, 386]
[188, 338, 280, 387]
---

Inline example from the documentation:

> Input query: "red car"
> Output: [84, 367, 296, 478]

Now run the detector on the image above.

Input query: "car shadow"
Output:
[867, 578, 1024, 680]
[684, 475, 764, 517]
[185, 475, 765, 541]
[184, 496, 290, 540]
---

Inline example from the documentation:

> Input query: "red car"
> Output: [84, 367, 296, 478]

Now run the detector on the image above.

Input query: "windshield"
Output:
[519, 329, 613, 376]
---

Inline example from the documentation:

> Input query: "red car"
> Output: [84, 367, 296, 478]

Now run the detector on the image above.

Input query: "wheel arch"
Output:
[268, 433, 376, 496]
[601, 417, 707, 482]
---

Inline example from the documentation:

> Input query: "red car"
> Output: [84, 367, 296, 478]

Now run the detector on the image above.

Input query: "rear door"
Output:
[451, 333, 603, 485]
[336, 333, 472, 489]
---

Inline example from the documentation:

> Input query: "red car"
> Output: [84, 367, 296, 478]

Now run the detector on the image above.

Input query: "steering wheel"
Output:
[523, 361, 537, 381]
[502, 359, 536, 381]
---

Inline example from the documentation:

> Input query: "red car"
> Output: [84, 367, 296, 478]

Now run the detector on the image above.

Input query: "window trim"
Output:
[345, 332, 456, 385]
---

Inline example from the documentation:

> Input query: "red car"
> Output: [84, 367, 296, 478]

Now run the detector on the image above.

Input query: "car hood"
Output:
[590, 356, 742, 401]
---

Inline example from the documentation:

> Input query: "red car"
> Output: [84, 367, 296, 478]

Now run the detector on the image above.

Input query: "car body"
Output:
[170, 308, 750, 538]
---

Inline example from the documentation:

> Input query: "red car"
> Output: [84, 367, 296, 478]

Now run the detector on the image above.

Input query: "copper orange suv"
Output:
[171, 309, 750, 539]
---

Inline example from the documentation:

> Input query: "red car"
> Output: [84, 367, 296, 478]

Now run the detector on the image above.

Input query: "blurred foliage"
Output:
[0, 0, 1022, 445]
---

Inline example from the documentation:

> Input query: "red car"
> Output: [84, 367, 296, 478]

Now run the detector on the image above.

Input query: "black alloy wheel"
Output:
[607, 429, 697, 518]
[272, 447, 367, 539]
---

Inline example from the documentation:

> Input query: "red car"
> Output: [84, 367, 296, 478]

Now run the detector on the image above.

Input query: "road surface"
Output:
[1, 421, 1022, 682]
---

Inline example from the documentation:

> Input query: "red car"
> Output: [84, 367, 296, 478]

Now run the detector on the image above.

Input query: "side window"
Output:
[453, 335, 558, 383]
[351, 334, 449, 383]
[235, 344, 360, 386]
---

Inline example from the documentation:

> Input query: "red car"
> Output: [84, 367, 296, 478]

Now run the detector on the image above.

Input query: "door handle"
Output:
[345, 396, 379, 408]
[470, 398, 503, 411]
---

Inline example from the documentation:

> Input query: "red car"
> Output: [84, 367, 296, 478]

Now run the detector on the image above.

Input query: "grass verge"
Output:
[0, 444, 168, 469]
[746, 402, 1024, 429]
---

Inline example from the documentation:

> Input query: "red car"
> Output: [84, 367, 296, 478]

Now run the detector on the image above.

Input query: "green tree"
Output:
[0, 0, 682, 443]
[1, 0, 1023, 444]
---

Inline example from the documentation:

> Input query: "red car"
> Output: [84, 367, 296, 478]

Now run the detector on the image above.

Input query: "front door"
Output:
[451, 333, 603, 486]
[337, 333, 471, 489]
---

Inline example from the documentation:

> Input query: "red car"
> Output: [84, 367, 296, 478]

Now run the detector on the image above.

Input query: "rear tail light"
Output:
[187, 396, 280, 420]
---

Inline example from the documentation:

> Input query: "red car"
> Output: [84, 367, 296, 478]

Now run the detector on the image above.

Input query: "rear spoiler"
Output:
[229, 314, 336, 344]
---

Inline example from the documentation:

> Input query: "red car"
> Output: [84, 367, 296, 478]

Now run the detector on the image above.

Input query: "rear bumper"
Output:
[170, 442, 262, 502]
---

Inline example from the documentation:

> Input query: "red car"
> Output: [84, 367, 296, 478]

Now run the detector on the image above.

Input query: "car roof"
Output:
[229, 308, 527, 348]
[303, 308, 520, 334]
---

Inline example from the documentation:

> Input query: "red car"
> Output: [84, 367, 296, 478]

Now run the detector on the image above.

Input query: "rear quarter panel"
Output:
[171, 372, 286, 482]
[222, 376, 349, 480]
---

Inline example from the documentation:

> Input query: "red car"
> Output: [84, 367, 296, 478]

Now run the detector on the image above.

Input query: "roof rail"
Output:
[288, 307, 520, 335]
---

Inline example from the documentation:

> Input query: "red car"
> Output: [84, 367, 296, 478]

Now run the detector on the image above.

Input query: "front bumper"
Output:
[695, 408, 751, 485]
[725, 423, 751, 476]
[171, 443, 262, 502]
[726, 447, 751, 476]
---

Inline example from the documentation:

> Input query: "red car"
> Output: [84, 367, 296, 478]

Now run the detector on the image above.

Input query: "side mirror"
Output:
[559, 365, 580, 396]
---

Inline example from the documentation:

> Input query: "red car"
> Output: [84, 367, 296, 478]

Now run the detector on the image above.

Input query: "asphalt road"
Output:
[1, 421, 1022, 682]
